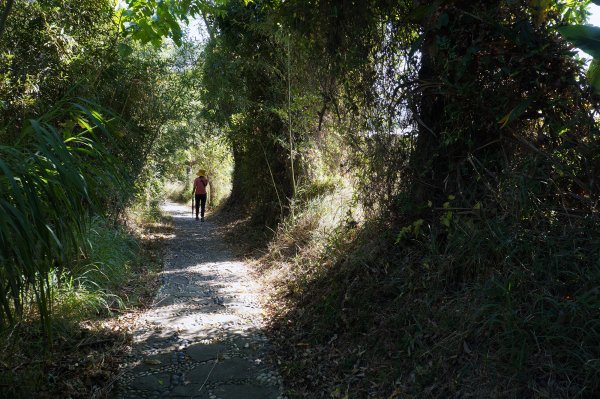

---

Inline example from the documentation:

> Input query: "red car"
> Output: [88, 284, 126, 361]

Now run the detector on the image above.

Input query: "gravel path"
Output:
[115, 202, 284, 399]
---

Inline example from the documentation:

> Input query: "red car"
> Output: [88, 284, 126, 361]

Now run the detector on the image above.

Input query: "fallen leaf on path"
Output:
[463, 341, 472, 354]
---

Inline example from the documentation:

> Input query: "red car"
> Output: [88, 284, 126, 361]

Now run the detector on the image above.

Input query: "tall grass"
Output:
[54, 216, 138, 319]
[0, 99, 126, 338]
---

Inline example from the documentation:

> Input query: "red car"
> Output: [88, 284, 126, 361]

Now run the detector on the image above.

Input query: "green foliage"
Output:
[226, 0, 600, 397]
[0, 0, 191, 337]
[0, 101, 126, 335]
[558, 25, 600, 58]
[0, 0, 116, 137]
[119, 0, 254, 46]
[446, 214, 600, 393]
[557, 21, 600, 93]
[120, 0, 189, 46]
[200, 0, 295, 221]
[55, 217, 138, 318]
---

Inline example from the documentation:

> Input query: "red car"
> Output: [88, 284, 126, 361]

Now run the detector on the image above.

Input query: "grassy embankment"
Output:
[0, 207, 172, 399]
[223, 182, 599, 398]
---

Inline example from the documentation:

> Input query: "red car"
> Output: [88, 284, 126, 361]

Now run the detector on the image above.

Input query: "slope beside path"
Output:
[115, 202, 284, 399]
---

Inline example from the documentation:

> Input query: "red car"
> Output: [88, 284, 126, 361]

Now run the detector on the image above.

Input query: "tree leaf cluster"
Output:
[0, 0, 197, 333]
[189, 0, 600, 395]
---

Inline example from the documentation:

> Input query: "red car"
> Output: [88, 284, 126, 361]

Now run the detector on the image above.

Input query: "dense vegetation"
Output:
[0, 0, 181, 332]
[198, 0, 600, 397]
[1, 0, 599, 397]
[0, 1, 207, 396]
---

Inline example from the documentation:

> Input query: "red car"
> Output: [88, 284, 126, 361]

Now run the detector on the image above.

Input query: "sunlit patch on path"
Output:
[115, 202, 284, 399]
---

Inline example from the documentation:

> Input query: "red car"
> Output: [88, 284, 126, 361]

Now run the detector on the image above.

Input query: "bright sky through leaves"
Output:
[577, 4, 600, 60]
[590, 4, 600, 25]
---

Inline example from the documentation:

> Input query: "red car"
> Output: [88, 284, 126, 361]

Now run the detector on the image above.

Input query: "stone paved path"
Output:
[115, 202, 284, 399]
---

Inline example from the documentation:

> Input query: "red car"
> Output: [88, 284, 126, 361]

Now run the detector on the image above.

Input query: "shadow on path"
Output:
[114, 203, 284, 399]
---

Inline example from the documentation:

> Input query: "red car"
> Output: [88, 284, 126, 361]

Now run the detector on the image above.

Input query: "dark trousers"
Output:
[195, 194, 207, 218]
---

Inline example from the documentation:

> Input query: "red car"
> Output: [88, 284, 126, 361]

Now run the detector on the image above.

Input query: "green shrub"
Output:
[0, 101, 126, 336]
[54, 217, 138, 319]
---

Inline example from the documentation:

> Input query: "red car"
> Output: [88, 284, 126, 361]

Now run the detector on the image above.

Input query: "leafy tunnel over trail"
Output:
[1, 0, 600, 397]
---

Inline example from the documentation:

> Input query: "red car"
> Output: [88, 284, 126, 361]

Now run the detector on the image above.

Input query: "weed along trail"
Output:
[116, 202, 284, 399]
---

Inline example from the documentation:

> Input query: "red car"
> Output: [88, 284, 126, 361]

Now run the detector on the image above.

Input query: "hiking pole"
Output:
[192, 195, 195, 219]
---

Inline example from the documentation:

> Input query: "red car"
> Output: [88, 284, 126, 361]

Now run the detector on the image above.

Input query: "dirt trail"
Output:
[115, 202, 284, 399]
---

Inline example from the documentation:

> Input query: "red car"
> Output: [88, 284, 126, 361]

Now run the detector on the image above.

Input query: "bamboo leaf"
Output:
[499, 99, 531, 128]
[587, 58, 600, 92]
[558, 25, 600, 58]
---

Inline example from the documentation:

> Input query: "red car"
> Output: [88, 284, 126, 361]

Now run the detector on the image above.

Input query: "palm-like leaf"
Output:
[0, 100, 126, 337]
[558, 25, 600, 58]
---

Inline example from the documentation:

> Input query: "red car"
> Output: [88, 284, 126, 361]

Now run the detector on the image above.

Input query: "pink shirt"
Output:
[193, 177, 209, 195]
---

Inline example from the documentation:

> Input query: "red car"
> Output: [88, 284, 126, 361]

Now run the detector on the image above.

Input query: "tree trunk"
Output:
[410, 9, 447, 209]
[0, 0, 14, 40]
[201, 10, 215, 42]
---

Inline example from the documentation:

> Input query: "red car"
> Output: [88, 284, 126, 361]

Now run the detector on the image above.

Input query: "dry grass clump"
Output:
[257, 186, 357, 296]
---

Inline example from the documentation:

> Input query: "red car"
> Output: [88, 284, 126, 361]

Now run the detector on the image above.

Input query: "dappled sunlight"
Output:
[115, 202, 283, 399]
[3, 0, 599, 397]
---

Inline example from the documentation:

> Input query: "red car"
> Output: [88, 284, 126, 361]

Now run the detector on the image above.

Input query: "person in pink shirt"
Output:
[192, 169, 209, 221]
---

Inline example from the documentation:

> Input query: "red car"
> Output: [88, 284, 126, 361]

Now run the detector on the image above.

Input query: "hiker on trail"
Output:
[192, 169, 209, 221]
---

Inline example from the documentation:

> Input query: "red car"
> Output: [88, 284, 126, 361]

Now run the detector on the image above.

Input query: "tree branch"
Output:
[200, 9, 215, 41]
